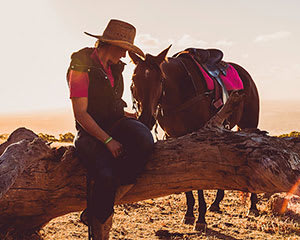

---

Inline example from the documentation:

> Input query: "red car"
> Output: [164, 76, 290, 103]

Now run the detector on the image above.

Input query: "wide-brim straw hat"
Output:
[84, 19, 144, 57]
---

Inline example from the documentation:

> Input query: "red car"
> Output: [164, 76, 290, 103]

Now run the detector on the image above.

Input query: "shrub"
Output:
[278, 131, 300, 138]
[0, 134, 9, 140]
[38, 133, 59, 142]
[38, 132, 75, 143]
[59, 132, 75, 143]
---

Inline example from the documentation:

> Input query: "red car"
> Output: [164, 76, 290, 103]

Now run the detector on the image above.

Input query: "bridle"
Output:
[131, 58, 212, 139]
[130, 63, 165, 140]
[131, 60, 165, 116]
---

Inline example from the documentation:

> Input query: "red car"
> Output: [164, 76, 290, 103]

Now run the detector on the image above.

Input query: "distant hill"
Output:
[0, 100, 300, 137]
[0, 108, 76, 137]
[259, 100, 300, 135]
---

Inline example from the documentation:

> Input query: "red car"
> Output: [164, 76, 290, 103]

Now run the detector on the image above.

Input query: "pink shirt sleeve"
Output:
[68, 70, 89, 98]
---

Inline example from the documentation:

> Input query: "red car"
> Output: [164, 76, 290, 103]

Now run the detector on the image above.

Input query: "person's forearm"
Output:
[75, 111, 110, 143]
[75, 111, 123, 158]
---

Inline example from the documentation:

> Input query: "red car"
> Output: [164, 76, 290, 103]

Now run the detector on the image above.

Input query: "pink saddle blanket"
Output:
[195, 61, 244, 91]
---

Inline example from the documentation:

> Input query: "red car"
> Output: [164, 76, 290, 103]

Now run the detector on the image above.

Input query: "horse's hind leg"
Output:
[194, 190, 207, 231]
[183, 191, 195, 225]
[236, 66, 260, 216]
[249, 193, 259, 215]
[208, 189, 224, 213]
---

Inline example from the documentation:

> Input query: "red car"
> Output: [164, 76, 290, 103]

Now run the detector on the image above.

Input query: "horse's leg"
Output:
[194, 190, 207, 231]
[183, 191, 196, 225]
[237, 126, 260, 216]
[208, 189, 224, 213]
[248, 193, 259, 215]
[233, 62, 260, 216]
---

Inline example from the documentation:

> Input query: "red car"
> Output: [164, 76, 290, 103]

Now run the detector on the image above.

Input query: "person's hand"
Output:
[106, 139, 123, 158]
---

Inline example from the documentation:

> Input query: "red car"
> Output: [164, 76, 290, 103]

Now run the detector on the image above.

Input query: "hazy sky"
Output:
[1, 0, 299, 114]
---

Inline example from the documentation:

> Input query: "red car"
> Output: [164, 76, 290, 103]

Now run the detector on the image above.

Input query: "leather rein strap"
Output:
[157, 91, 212, 118]
[155, 57, 212, 118]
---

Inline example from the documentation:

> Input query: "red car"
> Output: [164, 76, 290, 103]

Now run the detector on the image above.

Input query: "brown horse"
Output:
[129, 45, 260, 230]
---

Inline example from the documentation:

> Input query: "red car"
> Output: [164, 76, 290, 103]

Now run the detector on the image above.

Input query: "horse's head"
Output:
[129, 45, 171, 129]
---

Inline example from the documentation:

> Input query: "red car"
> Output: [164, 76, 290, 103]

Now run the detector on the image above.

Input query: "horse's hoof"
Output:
[194, 222, 207, 232]
[248, 208, 259, 216]
[182, 216, 195, 225]
[208, 204, 222, 213]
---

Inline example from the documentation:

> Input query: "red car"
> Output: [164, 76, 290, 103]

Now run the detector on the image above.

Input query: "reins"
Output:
[155, 57, 212, 118]
[157, 90, 212, 118]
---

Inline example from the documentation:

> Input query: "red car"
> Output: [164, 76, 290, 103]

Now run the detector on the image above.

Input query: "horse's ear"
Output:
[155, 44, 172, 64]
[129, 51, 143, 65]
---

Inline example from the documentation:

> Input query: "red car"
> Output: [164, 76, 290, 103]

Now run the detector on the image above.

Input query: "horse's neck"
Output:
[161, 57, 206, 108]
[160, 59, 183, 108]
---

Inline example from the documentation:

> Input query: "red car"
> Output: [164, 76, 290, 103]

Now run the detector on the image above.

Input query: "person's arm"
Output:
[71, 97, 123, 158]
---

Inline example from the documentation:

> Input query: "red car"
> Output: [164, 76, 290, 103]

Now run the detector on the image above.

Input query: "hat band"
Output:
[101, 32, 134, 44]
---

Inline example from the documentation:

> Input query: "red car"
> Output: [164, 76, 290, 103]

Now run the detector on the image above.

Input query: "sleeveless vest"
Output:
[67, 47, 127, 133]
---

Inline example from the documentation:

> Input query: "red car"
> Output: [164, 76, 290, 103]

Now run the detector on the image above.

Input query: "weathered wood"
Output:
[0, 94, 299, 233]
[0, 127, 300, 234]
[0, 129, 85, 232]
[0, 127, 38, 156]
[0, 134, 53, 199]
[204, 91, 245, 129]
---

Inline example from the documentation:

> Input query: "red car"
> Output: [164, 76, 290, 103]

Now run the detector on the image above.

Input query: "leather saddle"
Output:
[173, 48, 230, 108]
[173, 48, 223, 65]
[186, 48, 223, 66]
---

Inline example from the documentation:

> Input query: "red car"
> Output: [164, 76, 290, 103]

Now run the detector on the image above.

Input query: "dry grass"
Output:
[37, 191, 300, 240]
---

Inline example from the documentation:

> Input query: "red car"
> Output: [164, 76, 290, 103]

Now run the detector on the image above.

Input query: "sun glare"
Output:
[280, 178, 300, 214]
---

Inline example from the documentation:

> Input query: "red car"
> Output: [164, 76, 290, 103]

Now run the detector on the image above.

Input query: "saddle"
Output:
[186, 48, 223, 66]
[173, 48, 223, 66]
[173, 48, 230, 109]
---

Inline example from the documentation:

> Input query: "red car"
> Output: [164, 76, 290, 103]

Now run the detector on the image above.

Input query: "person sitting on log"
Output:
[66, 19, 154, 239]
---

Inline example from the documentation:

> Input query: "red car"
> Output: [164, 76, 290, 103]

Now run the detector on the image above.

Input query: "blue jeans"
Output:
[75, 118, 154, 223]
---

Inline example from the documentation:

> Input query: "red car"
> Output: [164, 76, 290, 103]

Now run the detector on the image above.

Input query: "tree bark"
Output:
[0, 94, 300, 234]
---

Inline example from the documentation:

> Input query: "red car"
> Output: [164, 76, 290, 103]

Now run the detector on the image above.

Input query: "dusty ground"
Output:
[37, 191, 300, 240]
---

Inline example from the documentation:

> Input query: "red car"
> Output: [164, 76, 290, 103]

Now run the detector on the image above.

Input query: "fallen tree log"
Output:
[0, 95, 300, 234]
